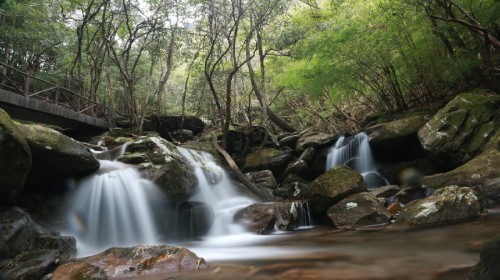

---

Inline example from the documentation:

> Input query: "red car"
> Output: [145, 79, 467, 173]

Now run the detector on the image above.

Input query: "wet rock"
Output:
[284, 160, 308, 179]
[0, 108, 31, 204]
[0, 249, 60, 280]
[371, 185, 401, 198]
[421, 149, 500, 203]
[394, 186, 427, 205]
[387, 202, 403, 214]
[17, 123, 99, 191]
[299, 147, 316, 163]
[327, 192, 392, 229]
[51, 262, 108, 280]
[278, 133, 300, 148]
[418, 89, 500, 170]
[152, 115, 205, 138]
[0, 207, 76, 259]
[234, 202, 304, 234]
[242, 148, 293, 179]
[469, 234, 500, 280]
[118, 136, 198, 202]
[397, 186, 483, 227]
[245, 170, 278, 189]
[366, 111, 430, 162]
[181, 141, 223, 164]
[295, 131, 337, 153]
[308, 166, 366, 222]
[51, 245, 208, 279]
[0, 207, 76, 280]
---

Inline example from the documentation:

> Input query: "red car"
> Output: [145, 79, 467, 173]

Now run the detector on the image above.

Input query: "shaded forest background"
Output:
[0, 0, 498, 144]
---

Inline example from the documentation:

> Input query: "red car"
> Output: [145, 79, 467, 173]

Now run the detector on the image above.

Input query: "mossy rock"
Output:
[469, 234, 500, 280]
[17, 123, 99, 191]
[421, 149, 500, 202]
[397, 186, 482, 227]
[0, 108, 31, 204]
[308, 166, 366, 223]
[418, 89, 500, 170]
[118, 136, 198, 202]
[327, 192, 392, 229]
[242, 147, 293, 179]
[366, 111, 430, 161]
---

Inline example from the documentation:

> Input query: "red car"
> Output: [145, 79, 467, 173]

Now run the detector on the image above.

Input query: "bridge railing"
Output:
[0, 62, 114, 124]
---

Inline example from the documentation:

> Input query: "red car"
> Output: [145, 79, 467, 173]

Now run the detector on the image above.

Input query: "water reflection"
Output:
[169, 208, 500, 280]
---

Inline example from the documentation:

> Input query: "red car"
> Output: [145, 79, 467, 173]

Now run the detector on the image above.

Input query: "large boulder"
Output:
[242, 148, 293, 179]
[0, 207, 76, 280]
[418, 89, 500, 170]
[468, 234, 500, 280]
[234, 202, 304, 234]
[421, 149, 500, 203]
[0, 109, 31, 204]
[245, 170, 278, 189]
[308, 166, 367, 222]
[51, 245, 208, 279]
[365, 111, 430, 161]
[118, 136, 198, 202]
[295, 130, 337, 153]
[327, 192, 392, 229]
[397, 186, 483, 227]
[17, 123, 99, 191]
[152, 115, 205, 138]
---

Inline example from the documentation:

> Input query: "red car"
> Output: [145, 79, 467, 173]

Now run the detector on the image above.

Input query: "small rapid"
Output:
[326, 132, 389, 189]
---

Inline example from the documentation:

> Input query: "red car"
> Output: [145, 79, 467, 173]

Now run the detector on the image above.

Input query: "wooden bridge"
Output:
[0, 62, 114, 135]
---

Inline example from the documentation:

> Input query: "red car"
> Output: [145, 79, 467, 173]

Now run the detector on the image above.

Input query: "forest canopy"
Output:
[0, 0, 498, 139]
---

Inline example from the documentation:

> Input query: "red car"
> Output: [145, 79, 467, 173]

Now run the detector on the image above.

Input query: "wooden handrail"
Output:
[0, 62, 115, 121]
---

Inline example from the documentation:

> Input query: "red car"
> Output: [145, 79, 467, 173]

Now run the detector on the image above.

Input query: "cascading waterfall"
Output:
[177, 147, 255, 236]
[326, 132, 389, 189]
[64, 150, 164, 256]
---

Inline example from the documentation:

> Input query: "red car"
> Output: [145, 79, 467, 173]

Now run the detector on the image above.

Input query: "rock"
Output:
[284, 160, 308, 179]
[394, 186, 427, 205]
[234, 202, 304, 234]
[432, 264, 474, 280]
[118, 136, 198, 202]
[371, 185, 401, 198]
[468, 234, 500, 280]
[17, 123, 99, 191]
[278, 133, 300, 148]
[0, 207, 76, 280]
[366, 111, 430, 161]
[327, 192, 392, 229]
[0, 108, 31, 204]
[153, 115, 205, 138]
[397, 186, 483, 227]
[421, 149, 500, 203]
[172, 129, 194, 141]
[377, 158, 438, 186]
[0, 249, 60, 280]
[50, 262, 107, 280]
[295, 131, 337, 153]
[299, 147, 316, 163]
[51, 245, 208, 279]
[245, 170, 278, 189]
[0, 207, 76, 259]
[242, 148, 293, 179]
[308, 166, 367, 223]
[418, 89, 500, 170]
[160, 201, 215, 240]
[387, 202, 403, 214]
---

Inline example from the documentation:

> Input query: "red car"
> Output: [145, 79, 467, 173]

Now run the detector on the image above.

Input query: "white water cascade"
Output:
[326, 132, 389, 189]
[177, 147, 255, 237]
[64, 153, 164, 256]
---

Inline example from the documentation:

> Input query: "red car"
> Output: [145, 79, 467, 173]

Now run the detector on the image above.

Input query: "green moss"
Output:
[244, 148, 280, 168]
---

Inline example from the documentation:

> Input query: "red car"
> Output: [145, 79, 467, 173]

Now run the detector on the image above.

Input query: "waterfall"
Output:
[177, 147, 255, 236]
[326, 132, 389, 189]
[64, 149, 164, 256]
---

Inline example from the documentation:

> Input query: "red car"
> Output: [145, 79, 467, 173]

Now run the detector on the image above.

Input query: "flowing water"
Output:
[326, 132, 389, 189]
[64, 160, 164, 256]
